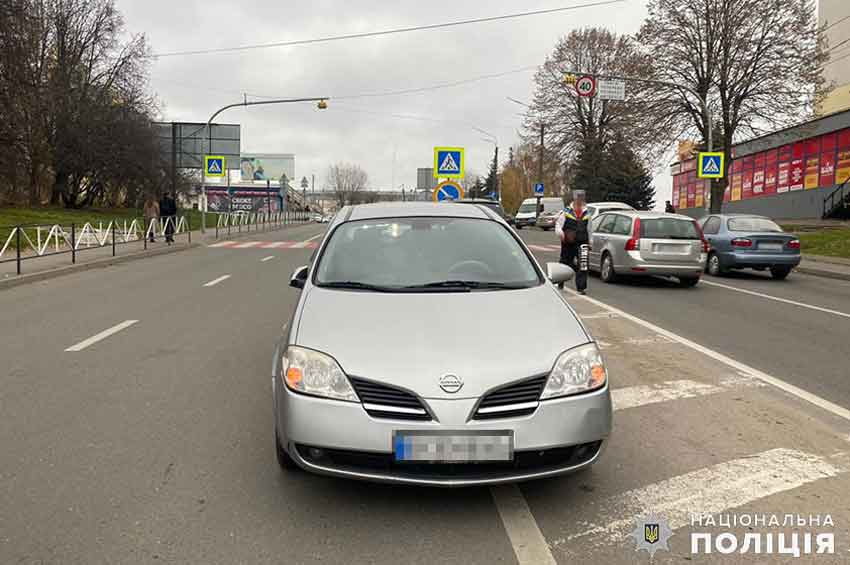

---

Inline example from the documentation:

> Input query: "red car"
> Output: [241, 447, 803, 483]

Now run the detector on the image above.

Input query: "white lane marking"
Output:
[234, 241, 262, 249]
[579, 311, 620, 320]
[261, 256, 276, 262]
[203, 275, 231, 287]
[491, 485, 557, 565]
[65, 320, 139, 352]
[290, 241, 311, 248]
[208, 241, 236, 248]
[553, 448, 844, 550]
[701, 279, 850, 320]
[612, 376, 760, 411]
[565, 289, 850, 423]
[303, 233, 324, 242]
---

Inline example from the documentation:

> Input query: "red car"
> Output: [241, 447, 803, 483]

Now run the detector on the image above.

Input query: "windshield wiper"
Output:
[408, 280, 530, 290]
[318, 281, 398, 292]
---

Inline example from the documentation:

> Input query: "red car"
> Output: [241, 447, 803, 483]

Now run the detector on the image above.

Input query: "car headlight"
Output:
[540, 343, 607, 400]
[281, 346, 358, 402]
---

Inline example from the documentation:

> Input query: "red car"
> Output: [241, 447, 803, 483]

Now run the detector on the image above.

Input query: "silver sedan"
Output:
[273, 202, 612, 486]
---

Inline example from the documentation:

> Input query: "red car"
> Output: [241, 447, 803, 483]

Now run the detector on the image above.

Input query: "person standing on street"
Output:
[143, 196, 159, 243]
[665, 200, 676, 214]
[555, 189, 590, 295]
[159, 192, 177, 244]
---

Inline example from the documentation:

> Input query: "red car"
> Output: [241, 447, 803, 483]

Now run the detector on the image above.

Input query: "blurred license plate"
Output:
[759, 243, 783, 251]
[654, 243, 689, 253]
[393, 431, 513, 462]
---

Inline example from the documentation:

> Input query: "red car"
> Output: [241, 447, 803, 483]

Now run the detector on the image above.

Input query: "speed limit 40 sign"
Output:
[575, 75, 597, 97]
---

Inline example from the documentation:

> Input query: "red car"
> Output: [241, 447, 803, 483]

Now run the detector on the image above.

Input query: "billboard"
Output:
[206, 187, 283, 213]
[240, 154, 295, 183]
[155, 122, 241, 170]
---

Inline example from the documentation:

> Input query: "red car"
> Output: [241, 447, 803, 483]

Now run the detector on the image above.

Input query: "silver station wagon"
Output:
[589, 211, 708, 287]
[273, 202, 613, 486]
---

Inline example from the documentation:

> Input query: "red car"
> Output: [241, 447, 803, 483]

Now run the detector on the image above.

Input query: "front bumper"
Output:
[274, 376, 612, 486]
[514, 217, 537, 227]
[536, 217, 556, 229]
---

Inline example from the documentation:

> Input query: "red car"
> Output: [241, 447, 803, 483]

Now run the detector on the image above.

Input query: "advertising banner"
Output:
[742, 170, 753, 199]
[777, 161, 790, 193]
[789, 159, 804, 191]
[820, 150, 836, 187]
[240, 154, 295, 183]
[205, 188, 282, 213]
[837, 149, 850, 185]
[731, 174, 742, 201]
[805, 155, 820, 189]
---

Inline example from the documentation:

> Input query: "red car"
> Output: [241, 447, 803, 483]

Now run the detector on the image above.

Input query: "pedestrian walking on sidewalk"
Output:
[159, 192, 177, 244]
[143, 197, 160, 243]
[555, 189, 591, 295]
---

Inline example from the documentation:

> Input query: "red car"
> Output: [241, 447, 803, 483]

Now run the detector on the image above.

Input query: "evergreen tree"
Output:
[569, 136, 656, 209]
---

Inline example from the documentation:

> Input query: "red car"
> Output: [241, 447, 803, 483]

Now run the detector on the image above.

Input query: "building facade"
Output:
[672, 109, 850, 219]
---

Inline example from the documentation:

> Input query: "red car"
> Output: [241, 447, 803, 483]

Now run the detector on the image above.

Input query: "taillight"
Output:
[693, 221, 710, 253]
[731, 238, 753, 248]
[625, 218, 641, 251]
[788, 239, 800, 250]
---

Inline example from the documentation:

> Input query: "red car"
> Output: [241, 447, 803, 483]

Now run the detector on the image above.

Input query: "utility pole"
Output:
[537, 122, 545, 217]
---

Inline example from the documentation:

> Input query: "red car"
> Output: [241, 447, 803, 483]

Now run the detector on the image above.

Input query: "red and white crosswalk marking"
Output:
[208, 240, 319, 250]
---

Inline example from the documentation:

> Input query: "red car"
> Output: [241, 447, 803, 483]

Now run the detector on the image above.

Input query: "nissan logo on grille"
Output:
[439, 374, 464, 394]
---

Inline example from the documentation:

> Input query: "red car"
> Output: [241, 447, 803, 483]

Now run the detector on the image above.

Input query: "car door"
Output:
[608, 214, 634, 268]
[701, 216, 722, 252]
[589, 214, 616, 271]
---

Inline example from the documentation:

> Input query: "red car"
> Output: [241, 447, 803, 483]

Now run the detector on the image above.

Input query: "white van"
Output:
[514, 197, 564, 230]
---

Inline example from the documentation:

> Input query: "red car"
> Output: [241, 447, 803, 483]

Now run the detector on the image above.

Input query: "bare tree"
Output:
[327, 163, 369, 206]
[526, 28, 674, 167]
[638, 0, 827, 212]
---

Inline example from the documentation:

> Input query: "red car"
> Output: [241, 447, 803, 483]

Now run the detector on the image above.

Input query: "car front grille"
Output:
[349, 377, 431, 421]
[473, 375, 548, 420]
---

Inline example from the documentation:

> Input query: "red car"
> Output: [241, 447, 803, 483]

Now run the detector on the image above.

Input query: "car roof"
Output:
[709, 213, 771, 219]
[343, 201, 493, 222]
[601, 210, 694, 220]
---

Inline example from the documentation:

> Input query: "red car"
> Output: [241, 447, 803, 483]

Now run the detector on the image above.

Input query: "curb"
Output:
[0, 242, 200, 291]
[795, 266, 850, 282]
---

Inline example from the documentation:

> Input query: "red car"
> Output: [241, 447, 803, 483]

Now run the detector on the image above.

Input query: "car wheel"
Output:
[515, 225, 522, 230]
[770, 266, 792, 280]
[275, 430, 299, 471]
[706, 253, 725, 276]
[600, 253, 617, 283]
[678, 276, 700, 288]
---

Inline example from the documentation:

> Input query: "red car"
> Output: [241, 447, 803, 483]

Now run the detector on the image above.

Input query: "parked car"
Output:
[274, 202, 612, 486]
[514, 197, 563, 230]
[589, 210, 707, 287]
[699, 214, 801, 279]
[585, 202, 635, 221]
[453, 198, 508, 221]
[513, 198, 539, 229]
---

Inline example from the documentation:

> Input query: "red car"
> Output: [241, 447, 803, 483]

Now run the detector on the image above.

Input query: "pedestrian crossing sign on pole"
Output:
[205, 156, 226, 178]
[434, 147, 465, 179]
[698, 152, 724, 179]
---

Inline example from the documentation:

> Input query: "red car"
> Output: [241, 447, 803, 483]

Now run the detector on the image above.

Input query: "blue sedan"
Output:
[698, 214, 801, 279]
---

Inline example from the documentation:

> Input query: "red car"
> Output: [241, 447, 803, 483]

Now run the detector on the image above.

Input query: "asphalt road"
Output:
[518, 226, 850, 410]
[3, 220, 850, 564]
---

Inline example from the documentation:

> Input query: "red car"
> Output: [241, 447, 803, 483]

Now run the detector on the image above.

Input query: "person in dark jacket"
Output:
[665, 200, 676, 214]
[159, 192, 177, 244]
[555, 189, 590, 294]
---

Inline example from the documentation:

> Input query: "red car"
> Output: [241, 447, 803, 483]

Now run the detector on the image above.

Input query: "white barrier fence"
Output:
[0, 217, 187, 260]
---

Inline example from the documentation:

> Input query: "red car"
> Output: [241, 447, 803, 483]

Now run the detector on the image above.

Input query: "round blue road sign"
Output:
[433, 181, 464, 202]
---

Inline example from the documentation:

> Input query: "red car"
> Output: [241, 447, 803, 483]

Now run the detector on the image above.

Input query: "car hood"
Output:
[294, 285, 589, 399]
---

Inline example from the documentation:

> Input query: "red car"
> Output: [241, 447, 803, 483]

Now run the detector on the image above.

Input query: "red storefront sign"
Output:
[763, 149, 777, 194]
[777, 161, 790, 193]
[752, 152, 765, 195]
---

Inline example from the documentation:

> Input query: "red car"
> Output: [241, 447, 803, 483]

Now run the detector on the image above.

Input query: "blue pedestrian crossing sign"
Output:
[434, 147, 465, 179]
[534, 182, 545, 195]
[698, 152, 724, 179]
[433, 180, 464, 202]
[205, 156, 226, 178]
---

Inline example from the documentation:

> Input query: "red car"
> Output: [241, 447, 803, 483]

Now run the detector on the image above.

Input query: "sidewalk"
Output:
[797, 254, 850, 281]
[0, 222, 303, 290]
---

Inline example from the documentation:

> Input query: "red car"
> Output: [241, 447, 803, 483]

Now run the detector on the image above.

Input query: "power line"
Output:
[151, 0, 626, 58]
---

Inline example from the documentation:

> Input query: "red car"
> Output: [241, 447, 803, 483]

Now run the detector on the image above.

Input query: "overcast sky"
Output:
[115, 0, 672, 203]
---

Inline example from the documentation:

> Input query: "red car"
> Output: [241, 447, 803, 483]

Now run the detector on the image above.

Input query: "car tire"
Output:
[600, 253, 617, 283]
[515, 225, 522, 230]
[706, 253, 725, 276]
[770, 266, 792, 280]
[678, 276, 700, 288]
[275, 430, 299, 471]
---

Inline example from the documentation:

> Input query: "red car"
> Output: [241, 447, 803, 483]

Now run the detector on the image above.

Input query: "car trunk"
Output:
[731, 232, 797, 255]
[638, 218, 703, 263]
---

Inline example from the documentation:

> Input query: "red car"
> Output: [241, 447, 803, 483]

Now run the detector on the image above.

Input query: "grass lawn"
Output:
[796, 228, 850, 259]
[0, 207, 217, 247]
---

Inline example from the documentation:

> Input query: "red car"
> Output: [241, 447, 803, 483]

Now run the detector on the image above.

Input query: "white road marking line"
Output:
[553, 448, 844, 550]
[203, 275, 231, 287]
[491, 485, 557, 565]
[579, 311, 620, 320]
[701, 279, 850, 320]
[261, 256, 276, 262]
[208, 241, 236, 248]
[290, 241, 311, 248]
[565, 289, 850, 422]
[234, 241, 262, 248]
[612, 376, 760, 411]
[303, 233, 324, 242]
[65, 320, 139, 352]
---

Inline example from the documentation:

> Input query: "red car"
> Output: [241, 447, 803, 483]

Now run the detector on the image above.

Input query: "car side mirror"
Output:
[547, 262, 574, 285]
[290, 265, 309, 289]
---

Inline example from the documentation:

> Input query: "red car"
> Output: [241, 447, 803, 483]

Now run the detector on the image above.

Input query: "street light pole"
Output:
[199, 96, 329, 232]
[474, 127, 499, 202]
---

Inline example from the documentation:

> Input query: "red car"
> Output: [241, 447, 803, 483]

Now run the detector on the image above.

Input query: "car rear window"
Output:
[727, 217, 782, 233]
[640, 218, 700, 239]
